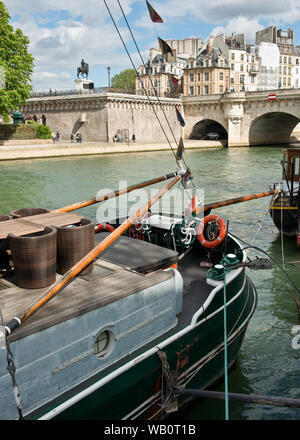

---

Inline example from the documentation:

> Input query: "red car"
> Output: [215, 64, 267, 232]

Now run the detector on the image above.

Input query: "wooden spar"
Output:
[203, 189, 280, 212]
[175, 388, 300, 409]
[5, 175, 181, 336]
[51, 172, 179, 214]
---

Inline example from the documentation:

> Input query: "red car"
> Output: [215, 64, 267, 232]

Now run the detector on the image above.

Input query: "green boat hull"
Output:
[33, 268, 257, 420]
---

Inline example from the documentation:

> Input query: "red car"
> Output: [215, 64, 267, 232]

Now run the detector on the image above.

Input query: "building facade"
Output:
[184, 44, 230, 96]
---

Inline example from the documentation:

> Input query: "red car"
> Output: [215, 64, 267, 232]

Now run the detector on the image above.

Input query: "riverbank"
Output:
[0, 139, 224, 161]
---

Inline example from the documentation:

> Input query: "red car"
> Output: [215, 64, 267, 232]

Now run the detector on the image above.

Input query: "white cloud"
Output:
[211, 17, 265, 44]
[5, 0, 300, 91]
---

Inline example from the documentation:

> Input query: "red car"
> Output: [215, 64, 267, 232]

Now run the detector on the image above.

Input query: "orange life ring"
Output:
[95, 223, 115, 233]
[197, 214, 227, 249]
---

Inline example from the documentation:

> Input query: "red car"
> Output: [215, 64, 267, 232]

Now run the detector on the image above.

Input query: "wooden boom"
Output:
[5, 175, 181, 336]
[204, 189, 280, 212]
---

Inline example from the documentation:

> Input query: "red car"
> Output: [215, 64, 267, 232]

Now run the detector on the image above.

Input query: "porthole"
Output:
[94, 329, 115, 358]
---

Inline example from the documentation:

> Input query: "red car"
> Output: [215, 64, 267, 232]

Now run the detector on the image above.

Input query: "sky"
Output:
[6, 0, 300, 92]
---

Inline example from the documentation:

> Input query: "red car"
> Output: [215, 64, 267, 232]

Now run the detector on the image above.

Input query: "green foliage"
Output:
[0, 123, 36, 140]
[26, 120, 38, 131]
[36, 124, 52, 139]
[111, 69, 136, 92]
[0, 2, 34, 118]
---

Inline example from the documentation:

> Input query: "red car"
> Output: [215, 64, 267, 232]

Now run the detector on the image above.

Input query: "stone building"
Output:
[183, 41, 230, 96]
[255, 42, 280, 91]
[256, 26, 295, 89]
[136, 38, 202, 97]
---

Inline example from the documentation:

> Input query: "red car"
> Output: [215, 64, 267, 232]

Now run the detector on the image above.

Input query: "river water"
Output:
[1, 146, 300, 420]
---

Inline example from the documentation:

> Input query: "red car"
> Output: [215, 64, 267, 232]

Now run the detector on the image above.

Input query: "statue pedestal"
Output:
[75, 79, 94, 92]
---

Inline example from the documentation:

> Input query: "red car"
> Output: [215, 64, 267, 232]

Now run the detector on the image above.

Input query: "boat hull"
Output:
[269, 191, 299, 237]
[32, 271, 257, 420]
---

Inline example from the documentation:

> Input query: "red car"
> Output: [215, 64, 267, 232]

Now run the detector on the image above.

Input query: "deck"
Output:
[0, 259, 173, 343]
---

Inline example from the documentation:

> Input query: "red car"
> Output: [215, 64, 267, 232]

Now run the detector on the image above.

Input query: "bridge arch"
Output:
[249, 112, 299, 146]
[189, 119, 228, 141]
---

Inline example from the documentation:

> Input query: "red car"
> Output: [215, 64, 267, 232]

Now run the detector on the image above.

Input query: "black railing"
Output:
[30, 87, 136, 98]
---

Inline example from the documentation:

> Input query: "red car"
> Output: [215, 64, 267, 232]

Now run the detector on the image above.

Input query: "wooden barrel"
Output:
[56, 218, 95, 275]
[0, 215, 12, 252]
[10, 208, 49, 219]
[8, 227, 57, 289]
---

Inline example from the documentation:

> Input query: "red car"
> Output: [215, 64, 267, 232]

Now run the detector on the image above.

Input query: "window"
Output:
[231, 53, 235, 60]
[288, 77, 291, 86]
[231, 64, 234, 71]
[190, 86, 194, 95]
[240, 75, 245, 84]
[204, 85, 209, 94]
[230, 77, 234, 84]
[240, 64, 244, 72]
[94, 330, 115, 358]
[190, 73, 194, 82]
[198, 73, 201, 81]
[284, 56, 287, 64]
[198, 86, 201, 95]
[219, 85, 223, 94]
[204, 72, 209, 81]
[220, 72, 224, 80]
[241, 54, 244, 61]
[220, 59, 224, 67]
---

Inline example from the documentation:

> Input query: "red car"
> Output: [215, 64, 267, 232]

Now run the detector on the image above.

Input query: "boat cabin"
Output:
[282, 148, 300, 182]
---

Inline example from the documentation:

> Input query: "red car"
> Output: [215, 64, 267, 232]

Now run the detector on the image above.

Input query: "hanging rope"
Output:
[157, 350, 178, 414]
[0, 309, 23, 420]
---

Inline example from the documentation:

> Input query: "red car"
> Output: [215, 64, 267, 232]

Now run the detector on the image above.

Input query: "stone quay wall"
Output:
[20, 93, 183, 144]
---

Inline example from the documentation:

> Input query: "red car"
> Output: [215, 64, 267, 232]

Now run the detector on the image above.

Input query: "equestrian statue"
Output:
[77, 59, 89, 79]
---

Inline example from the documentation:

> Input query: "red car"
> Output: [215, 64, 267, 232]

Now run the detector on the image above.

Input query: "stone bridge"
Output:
[21, 88, 300, 147]
[182, 89, 300, 146]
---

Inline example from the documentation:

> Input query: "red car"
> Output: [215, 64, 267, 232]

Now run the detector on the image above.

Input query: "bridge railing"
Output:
[30, 87, 136, 98]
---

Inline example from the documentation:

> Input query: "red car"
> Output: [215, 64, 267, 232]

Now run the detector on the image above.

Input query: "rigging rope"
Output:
[116, 0, 189, 171]
[103, 0, 179, 164]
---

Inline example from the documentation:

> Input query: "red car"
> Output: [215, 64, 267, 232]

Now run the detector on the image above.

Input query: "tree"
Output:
[111, 69, 136, 92]
[0, 2, 34, 120]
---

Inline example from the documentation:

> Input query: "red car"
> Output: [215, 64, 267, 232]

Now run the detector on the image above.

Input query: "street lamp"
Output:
[107, 67, 111, 88]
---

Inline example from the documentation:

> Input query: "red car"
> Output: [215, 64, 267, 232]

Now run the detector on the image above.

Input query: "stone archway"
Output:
[189, 119, 228, 140]
[249, 112, 300, 146]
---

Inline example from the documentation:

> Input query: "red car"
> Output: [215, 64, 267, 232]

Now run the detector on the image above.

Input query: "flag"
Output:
[175, 106, 185, 127]
[189, 194, 198, 216]
[176, 137, 185, 161]
[268, 93, 277, 100]
[158, 37, 174, 57]
[168, 73, 179, 90]
[146, 1, 163, 23]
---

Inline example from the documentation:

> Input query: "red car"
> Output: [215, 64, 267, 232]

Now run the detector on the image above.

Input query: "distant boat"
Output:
[269, 147, 300, 247]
